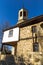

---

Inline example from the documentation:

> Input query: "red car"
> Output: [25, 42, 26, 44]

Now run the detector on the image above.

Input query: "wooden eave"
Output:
[3, 15, 43, 31]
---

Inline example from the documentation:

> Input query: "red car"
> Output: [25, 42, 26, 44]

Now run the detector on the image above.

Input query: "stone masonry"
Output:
[16, 21, 43, 65]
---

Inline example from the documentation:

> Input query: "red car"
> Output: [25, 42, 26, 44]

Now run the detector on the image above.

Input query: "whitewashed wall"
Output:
[2, 27, 19, 43]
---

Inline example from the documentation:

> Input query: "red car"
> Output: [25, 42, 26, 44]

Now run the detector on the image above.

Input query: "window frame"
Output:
[8, 29, 13, 37]
[33, 42, 39, 52]
[31, 26, 37, 33]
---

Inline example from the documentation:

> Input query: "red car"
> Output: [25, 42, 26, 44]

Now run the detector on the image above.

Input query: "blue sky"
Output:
[0, 0, 43, 26]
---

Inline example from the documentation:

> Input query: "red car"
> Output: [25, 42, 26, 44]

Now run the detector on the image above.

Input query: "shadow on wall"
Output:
[5, 55, 26, 65]
[5, 55, 17, 65]
[0, 55, 33, 65]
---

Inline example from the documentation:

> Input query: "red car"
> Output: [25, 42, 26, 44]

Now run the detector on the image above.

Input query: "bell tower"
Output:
[18, 8, 28, 23]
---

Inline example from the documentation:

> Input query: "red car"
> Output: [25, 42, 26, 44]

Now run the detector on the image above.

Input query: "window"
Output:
[31, 26, 37, 33]
[23, 11, 26, 16]
[40, 23, 43, 29]
[33, 42, 39, 52]
[8, 29, 13, 37]
[20, 11, 22, 17]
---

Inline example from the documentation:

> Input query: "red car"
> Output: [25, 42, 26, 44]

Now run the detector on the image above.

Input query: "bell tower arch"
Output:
[18, 8, 28, 23]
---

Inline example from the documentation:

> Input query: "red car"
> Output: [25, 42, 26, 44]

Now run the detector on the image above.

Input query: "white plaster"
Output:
[2, 27, 19, 43]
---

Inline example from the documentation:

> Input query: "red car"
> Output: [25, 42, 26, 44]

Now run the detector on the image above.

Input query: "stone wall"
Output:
[17, 21, 43, 65]
[17, 39, 33, 57]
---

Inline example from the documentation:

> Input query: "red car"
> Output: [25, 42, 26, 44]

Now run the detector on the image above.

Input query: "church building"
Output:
[2, 8, 43, 65]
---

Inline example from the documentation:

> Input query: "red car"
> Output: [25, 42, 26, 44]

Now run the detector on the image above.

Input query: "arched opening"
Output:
[40, 23, 43, 29]
[20, 11, 22, 17]
[1, 42, 17, 55]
